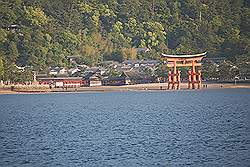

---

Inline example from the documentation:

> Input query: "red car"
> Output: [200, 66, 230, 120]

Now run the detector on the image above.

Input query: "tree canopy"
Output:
[0, 0, 249, 81]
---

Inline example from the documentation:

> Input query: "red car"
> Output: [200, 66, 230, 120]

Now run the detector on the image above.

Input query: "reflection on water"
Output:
[0, 89, 250, 166]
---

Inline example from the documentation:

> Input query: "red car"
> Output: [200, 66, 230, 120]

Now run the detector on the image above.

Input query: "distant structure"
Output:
[161, 52, 206, 89]
[135, 48, 150, 53]
[2, 24, 20, 32]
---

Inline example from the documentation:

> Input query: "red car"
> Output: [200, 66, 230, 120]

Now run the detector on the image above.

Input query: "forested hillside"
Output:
[0, 0, 249, 80]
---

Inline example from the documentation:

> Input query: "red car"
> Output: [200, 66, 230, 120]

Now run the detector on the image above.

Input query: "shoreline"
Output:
[1, 83, 250, 95]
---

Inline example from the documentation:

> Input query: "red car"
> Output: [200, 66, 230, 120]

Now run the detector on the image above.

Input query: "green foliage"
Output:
[57, 30, 79, 55]
[24, 6, 49, 27]
[0, 56, 4, 79]
[142, 21, 167, 49]
[78, 33, 114, 65]
[202, 63, 219, 80]
[106, 68, 123, 77]
[120, 48, 137, 60]
[0, 0, 249, 81]
[8, 41, 19, 62]
[0, 1, 17, 27]
[155, 64, 165, 78]
[0, 28, 8, 43]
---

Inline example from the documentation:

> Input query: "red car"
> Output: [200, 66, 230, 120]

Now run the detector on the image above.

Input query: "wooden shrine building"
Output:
[161, 52, 206, 89]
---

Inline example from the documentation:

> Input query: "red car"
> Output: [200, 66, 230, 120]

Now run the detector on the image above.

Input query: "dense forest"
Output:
[0, 0, 249, 81]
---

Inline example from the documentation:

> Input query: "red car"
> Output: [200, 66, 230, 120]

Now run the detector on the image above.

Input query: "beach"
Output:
[1, 83, 250, 94]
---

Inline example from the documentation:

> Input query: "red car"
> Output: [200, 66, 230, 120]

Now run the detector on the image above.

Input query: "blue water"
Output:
[0, 89, 250, 167]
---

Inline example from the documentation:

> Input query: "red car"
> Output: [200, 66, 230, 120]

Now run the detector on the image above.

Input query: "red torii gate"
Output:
[161, 52, 206, 89]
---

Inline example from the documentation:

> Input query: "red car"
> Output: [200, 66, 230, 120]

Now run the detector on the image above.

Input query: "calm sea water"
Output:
[0, 89, 250, 167]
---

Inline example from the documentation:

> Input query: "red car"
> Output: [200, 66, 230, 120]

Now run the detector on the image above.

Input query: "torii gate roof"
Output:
[161, 52, 206, 59]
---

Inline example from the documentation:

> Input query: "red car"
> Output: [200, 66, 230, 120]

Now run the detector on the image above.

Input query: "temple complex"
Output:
[161, 52, 206, 89]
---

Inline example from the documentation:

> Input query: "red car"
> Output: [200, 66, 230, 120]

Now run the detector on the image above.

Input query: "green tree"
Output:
[0, 0, 249, 81]
[0, 56, 4, 79]
[8, 41, 19, 62]
[121, 48, 137, 60]
[24, 6, 49, 27]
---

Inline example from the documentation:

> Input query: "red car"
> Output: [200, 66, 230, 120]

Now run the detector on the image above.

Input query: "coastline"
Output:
[1, 83, 250, 95]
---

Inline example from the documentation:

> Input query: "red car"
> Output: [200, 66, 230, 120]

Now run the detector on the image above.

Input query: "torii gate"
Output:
[161, 52, 206, 89]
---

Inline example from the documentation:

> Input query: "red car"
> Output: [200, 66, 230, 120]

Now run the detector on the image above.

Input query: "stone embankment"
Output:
[0, 84, 51, 93]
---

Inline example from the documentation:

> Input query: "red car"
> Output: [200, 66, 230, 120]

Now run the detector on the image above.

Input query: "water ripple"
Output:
[0, 89, 250, 166]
